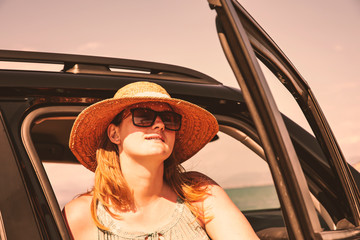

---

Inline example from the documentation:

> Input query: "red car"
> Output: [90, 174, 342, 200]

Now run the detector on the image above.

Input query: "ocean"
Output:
[225, 185, 279, 211]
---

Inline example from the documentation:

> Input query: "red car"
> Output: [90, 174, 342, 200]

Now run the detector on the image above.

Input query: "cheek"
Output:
[119, 133, 142, 156]
[118, 124, 136, 150]
[120, 131, 139, 147]
[168, 132, 176, 150]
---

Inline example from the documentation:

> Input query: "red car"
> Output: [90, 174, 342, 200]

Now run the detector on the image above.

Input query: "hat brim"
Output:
[69, 96, 218, 171]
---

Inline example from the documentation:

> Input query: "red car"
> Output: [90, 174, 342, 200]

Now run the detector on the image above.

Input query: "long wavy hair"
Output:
[90, 110, 210, 230]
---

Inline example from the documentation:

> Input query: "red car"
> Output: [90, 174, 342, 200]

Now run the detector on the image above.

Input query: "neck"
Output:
[119, 155, 168, 208]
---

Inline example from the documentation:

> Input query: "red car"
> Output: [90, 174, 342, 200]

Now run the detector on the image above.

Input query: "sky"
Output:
[240, 0, 360, 164]
[1, 0, 359, 204]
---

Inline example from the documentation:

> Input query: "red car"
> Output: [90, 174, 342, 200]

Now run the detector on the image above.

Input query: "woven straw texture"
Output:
[69, 81, 219, 172]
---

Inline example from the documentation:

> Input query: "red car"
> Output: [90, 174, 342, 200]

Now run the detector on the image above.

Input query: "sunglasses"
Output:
[128, 108, 182, 131]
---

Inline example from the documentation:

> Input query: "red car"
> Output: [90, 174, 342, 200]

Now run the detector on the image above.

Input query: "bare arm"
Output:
[204, 184, 259, 239]
[63, 195, 98, 240]
[187, 172, 259, 239]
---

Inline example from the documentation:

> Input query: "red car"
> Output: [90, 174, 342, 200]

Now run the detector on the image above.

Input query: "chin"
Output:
[146, 150, 172, 161]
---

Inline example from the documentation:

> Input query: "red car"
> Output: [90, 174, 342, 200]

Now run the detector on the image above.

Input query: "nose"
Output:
[152, 116, 165, 130]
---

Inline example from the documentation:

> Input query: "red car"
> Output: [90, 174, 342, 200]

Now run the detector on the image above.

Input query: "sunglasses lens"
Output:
[160, 112, 181, 131]
[132, 108, 156, 126]
[131, 108, 181, 131]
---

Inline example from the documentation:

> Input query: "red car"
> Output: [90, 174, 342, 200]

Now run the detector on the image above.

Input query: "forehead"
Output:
[129, 102, 173, 111]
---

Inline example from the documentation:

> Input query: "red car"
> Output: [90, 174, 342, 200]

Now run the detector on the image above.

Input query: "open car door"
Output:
[208, 0, 360, 239]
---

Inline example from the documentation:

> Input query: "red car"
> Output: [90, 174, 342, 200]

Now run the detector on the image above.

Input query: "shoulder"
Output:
[184, 171, 259, 239]
[63, 194, 98, 240]
[65, 193, 92, 211]
[64, 193, 93, 223]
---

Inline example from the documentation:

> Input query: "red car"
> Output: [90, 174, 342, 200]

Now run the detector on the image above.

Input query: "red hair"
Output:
[90, 133, 210, 230]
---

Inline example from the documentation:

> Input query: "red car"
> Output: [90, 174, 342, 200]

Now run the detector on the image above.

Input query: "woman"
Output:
[64, 81, 259, 239]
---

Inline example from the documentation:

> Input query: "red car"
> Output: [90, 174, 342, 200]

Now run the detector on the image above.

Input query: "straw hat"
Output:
[69, 81, 219, 171]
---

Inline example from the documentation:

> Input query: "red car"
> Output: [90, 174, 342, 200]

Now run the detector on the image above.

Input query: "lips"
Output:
[145, 134, 165, 142]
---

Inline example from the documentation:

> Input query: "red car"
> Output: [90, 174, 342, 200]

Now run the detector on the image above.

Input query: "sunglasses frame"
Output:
[129, 107, 182, 131]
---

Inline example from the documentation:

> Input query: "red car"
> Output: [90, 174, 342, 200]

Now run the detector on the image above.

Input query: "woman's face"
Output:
[114, 102, 176, 164]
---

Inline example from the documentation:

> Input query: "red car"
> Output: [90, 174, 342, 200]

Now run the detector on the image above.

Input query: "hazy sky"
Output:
[1, 0, 359, 161]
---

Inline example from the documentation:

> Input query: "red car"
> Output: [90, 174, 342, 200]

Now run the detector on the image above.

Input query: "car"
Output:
[1, 0, 359, 239]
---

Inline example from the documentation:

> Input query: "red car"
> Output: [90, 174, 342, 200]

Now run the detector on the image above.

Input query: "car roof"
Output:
[0, 49, 244, 103]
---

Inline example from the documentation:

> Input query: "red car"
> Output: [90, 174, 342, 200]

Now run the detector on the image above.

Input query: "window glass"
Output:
[256, 58, 357, 228]
[30, 114, 94, 209]
[258, 60, 313, 134]
[182, 131, 279, 211]
[43, 163, 94, 209]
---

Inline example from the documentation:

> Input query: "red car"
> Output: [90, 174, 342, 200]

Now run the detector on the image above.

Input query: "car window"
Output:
[256, 56, 359, 230]
[182, 130, 279, 211]
[42, 121, 280, 212]
[26, 107, 280, 213]
[43, 163, 94, 209]
[258, 60, 313, 134]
